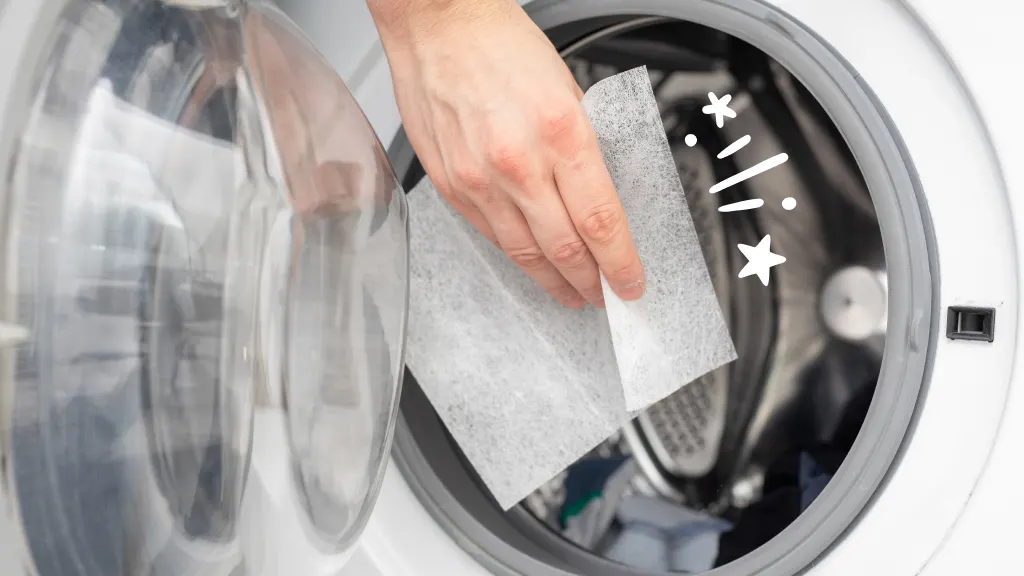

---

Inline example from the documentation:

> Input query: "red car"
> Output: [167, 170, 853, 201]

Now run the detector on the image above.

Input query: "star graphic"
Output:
[702, 92, 737, 128]
[737, 234, 786, 286]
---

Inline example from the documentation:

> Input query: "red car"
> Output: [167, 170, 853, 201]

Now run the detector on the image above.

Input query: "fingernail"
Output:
[618, 279, 646, 301]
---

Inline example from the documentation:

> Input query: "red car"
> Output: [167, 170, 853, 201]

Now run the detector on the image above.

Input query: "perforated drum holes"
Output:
[946, 306, 996, 342]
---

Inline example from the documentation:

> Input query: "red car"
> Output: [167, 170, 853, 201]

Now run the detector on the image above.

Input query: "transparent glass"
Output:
[0, 1, 408, 574]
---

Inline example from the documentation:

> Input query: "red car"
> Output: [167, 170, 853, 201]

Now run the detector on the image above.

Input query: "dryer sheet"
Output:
[405, 67, 736, 509]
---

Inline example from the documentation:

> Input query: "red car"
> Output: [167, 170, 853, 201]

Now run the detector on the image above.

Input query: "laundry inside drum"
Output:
[392, 15, 894, 576]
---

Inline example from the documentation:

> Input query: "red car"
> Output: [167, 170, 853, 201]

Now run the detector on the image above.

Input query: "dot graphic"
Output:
[782, 197, 797, 210]
[684, 134, 697, 147]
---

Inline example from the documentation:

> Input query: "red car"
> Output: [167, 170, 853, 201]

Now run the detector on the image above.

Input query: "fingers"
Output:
[497, 204, 586, 309]
[444, 159, 585, 307]
[475, 118, 604, 305]
[515, 176, 604, 306]
[551, 111, 646, 300]
[475, 194, 586, 308]
[439, 185, 498, 246]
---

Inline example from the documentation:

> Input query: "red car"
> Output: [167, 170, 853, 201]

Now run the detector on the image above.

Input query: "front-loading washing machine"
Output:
[280, 0, 1024, 574]
[1, 0, 1022, 575]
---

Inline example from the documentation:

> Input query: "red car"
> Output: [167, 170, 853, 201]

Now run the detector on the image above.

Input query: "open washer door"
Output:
[0, 1, 409, 574]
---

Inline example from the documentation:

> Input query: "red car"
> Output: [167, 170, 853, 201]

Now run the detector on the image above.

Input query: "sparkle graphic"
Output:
[702, 92, 737, 128]
[719, 199, 764, 213]
[698, 92, 793, 285]
[718, 134, 750, 159]
[737, 235, 787, 286]
[709, 153, 789, 194]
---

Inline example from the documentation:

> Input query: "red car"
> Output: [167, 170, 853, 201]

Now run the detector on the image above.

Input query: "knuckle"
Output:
[579, 204, 625, 245]
[451, 164, 492, 198]
[541, 108, 576, 141]
[541, 107, 585, 157]
[604, 259, 643, 285]
[506, 245, 549, 271]
[551, 285, 583, 305]
[549, 238, 590, 269]
[486, 142, 531, 186]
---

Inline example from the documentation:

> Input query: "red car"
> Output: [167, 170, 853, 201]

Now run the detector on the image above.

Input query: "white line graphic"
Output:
[718, 199, 764, 212]
[709, 153, 789, 194]
[717, 135, 751, 159]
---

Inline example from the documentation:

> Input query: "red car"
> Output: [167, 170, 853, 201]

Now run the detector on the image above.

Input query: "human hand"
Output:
[369, 0, 645, 308]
